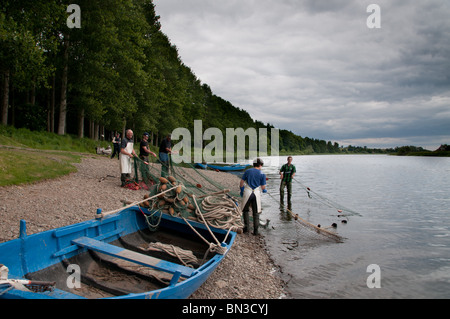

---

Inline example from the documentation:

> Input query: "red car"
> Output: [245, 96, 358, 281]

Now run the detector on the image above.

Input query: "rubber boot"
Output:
[121, 174, 127, 187]
[253, 212, 259, 236]
[242, 210, 250, 233]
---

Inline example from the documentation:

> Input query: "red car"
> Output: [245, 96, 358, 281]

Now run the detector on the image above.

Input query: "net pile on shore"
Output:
[135, 158, 244, 234]
[134, 156, 345, 243]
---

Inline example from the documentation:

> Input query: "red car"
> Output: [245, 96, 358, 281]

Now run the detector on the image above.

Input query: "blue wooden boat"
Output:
[0, 206, 236, 299]
[195, 163, 251, 171]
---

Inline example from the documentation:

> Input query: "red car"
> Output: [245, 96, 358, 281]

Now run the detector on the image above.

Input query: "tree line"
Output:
[1, 0, 269, 145]
[1, 0, 385, 156]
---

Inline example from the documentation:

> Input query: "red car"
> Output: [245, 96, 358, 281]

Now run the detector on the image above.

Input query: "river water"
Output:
[255, 155, 450, 299]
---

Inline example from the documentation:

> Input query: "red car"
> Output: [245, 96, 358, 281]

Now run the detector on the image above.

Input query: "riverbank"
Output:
[0, 154, 286, 299]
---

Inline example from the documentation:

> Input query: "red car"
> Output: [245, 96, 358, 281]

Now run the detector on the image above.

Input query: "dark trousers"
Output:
[243, 193, 259, 235]
[139, 155, 149, 162]
[159, 152, 169, 177]
[280, 180, 292, 203]
[111, 144, 120, 159]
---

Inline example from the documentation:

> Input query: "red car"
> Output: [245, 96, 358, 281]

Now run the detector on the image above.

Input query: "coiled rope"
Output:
[140, 242, 199, 268]
[199, 195, 244, 232]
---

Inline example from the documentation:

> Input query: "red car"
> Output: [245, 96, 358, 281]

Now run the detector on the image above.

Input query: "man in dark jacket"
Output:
[139, 132, 156, 163]
[159, 134, 172, 177]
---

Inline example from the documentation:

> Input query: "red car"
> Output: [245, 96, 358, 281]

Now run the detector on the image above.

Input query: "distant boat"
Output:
[195, 163, 251, 171]
[0, 207, 235, 299]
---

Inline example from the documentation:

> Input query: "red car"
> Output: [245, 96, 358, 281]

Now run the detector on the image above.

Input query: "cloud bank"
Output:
[154, 0, 450, 149]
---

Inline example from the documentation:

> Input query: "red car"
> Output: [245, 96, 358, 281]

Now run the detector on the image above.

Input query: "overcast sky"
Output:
[153, 0, 450, 150]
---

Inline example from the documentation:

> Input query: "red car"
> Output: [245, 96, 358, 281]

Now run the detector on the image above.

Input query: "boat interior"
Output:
[25, 224, 220, 298]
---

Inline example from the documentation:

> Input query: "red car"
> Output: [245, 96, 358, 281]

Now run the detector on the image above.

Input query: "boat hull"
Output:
[0, 207, 235, 299]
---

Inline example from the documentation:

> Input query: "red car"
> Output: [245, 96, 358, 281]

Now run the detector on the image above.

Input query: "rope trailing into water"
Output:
[266, 191, 344, 243]
[292, 177, 362, 217]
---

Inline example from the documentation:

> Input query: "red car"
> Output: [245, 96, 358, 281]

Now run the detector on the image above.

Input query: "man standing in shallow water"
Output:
[279, 156, 296, 205]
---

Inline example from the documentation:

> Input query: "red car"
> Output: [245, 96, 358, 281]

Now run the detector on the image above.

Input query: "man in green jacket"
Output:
[279, 156, 296, 204]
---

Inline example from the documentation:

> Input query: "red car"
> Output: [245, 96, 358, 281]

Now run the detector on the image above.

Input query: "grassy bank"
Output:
[0, 125, 106, 186]
[0, 147, 81, 186]
[0, 125, 110, 153]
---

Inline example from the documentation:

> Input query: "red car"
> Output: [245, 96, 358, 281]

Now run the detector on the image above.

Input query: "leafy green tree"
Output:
[0, 3, 56, 126]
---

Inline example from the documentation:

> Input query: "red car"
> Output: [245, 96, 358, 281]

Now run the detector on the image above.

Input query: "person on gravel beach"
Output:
[239, 158, 267, 235]
[119, 129, 137, 186]
[159, 134, 172, 177]
[111, 132, 121, 160]
[139, 132, 156, 163]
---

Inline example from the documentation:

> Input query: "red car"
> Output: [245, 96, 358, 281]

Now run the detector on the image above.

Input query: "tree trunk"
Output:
[50, 75, 55, 132]
[78, 107, 84, 138]
[58, 35, 69, 135]
[94, 122, 99, 141]
[30, 81, 36, 106]
[121, 118, 126, 139]
[1, 69, 10, 125]
[89, 119, 94, 139]
[47, 93, 51, 132]
[10, 80, 15, 126]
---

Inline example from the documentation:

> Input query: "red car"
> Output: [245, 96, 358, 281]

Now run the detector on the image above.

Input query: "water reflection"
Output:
[259, 155, 450, 298]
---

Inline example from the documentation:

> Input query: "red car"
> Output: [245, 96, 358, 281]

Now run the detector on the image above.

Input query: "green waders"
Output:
[280, 180, 292, 204]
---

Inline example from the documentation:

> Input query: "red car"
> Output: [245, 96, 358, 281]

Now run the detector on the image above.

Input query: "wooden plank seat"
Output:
[71, 237, 194, 285]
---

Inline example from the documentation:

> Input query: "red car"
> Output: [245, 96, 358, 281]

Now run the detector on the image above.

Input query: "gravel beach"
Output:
[0, 154, 286, 299]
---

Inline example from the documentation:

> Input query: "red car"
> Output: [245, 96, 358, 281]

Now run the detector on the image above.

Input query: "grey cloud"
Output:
[154, 0, 450, 149]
